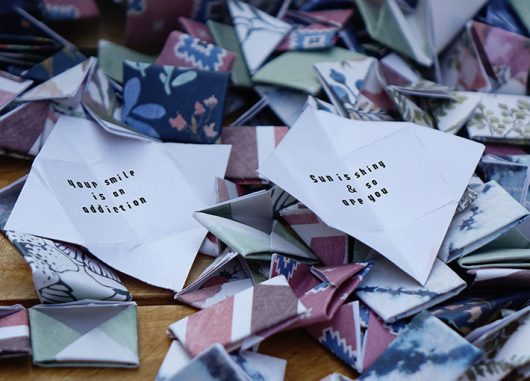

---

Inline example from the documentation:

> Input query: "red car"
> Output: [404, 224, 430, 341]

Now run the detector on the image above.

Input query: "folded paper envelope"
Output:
[5, 115, 231, 291]
[259, 108, 484, 284]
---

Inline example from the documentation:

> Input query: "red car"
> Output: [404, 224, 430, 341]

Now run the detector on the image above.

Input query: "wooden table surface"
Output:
[0, 158, 357, 381]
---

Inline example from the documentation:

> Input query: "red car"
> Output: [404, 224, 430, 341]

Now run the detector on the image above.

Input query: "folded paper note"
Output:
[29, 301, 138, 367]
[259, 108, 484, 284]
[359, 312, 482, 381]
[156, 31, 236, 72]
[356, 257, 466, 323]
[168, 276, 307, 356]
[438, 181, 529, 263]
[194, 187, 316, 261]
[221, 125, 288, 183]
[5, 115, 231, 290]
[122, 61, 229, 143]
[6, 231, 131, 304]
[175, 250, 254, 309]
[228, 0, 291, 74]
[0, 70, 32, 111]
[0, 305, 30, 358]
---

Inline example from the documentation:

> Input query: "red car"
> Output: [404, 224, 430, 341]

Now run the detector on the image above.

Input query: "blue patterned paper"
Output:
[122, 61, 228, 143]
[359, 312, 482, 381]
[22, 48, 86, 82]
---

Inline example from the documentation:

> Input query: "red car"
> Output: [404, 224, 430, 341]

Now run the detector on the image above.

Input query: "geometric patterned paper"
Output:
[0, 305, 30, 358]
[168, 276, 307, 356]
[29, 301, 138, 367]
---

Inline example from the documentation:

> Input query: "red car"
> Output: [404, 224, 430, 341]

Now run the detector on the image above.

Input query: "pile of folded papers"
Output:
[0, 0, 529, 380]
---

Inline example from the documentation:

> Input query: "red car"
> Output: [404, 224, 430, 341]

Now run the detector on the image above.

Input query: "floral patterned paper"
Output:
[122, 61, 228, 143]
[467, 94, 530, 144]
[6, 231, 131, 304]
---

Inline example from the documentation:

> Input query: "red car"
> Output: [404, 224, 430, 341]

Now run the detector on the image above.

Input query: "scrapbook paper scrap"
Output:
[221, 125, 289, 182]
[228, 0, 291, 74]
[5, 116, 231, 290]
[463, 306, 530, 381]
[175, 250, 254, 309]
[0, 305, 30, 358]
[167, 276, 308, 356]
[440, 23, 493, 92]
[466, 94, 530, 145]
[280, 203, 349, 266]
[18, 57, 95, 106]
[6, 231, 131, 304]
[122, 61, 229, 143]
[0, 101, 49, 155]
[29, 301, 138, 367]
[179, 17, 214, 43]
[156, 31, 236, 72]
[254, 86, 308, 127]
[252, 48, 365, 95]
[21, 48, 87, 82]
[97, 40, 156, 83]
[431, 292, 530, 335]
[208, 20, 252, 88]
[438, 181, 529, 263]
[472, 21, 530, 95]
[359, 312, 482, 381]
[194, 187, 315, 261]
[259, 108, 484, 284]
[0, 70, 32, 111]
[355, 257, 466, 323]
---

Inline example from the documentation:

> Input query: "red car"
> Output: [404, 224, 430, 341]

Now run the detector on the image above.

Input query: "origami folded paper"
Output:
[428, 92, 483, 134]
[97, 40, 156, 83]
[178, 17, 213, 43]
[440, 23, 493, 93]
[467, 268, 530, 291]
[463, 306, 530, 381]
[122, 61, 229, 143]
[0, 305, 30, 358]
[255, 86, 308, 126]
[466, 94, 530, 144]
[438, 181, 529, 263]
[458, 249, 530, 269]
[356, 0, 486, 66]
[480, 155, 530, 204]
[314, 58, 392, 122]
[359, 312, 482, 381]
[19, 57, 96, 107]
[0, 176, 25, 229]
[157, 341, 286, 381]
[252, 48, 365, 95]
[0, 70, 32, 111]
[41, 0, 100, 20]
[356, 257, 466, 323]
[510, 0, 530, 34]
[259, 108, 484, 284]
[175, 250, 254, 309]
[21, 48, 87, 82]
[270, 254, 367, 327]
[194, 187, 317, 261]
[168, 276, 308, 356]
[5, 115, 231, 290]
[6, 231, 131, 304]
[431, 292, 530, 335]
[29, 301, 139, 367]
[472, 21, 530, 95]
[0, 101, 50, 155]
[276, 24, 338, 52]
[208, 20, 252, 88]
[221, 125, 289, 183]
[280, 203, 350, 266]
[124, 0, 224, 47]
[228, 0, 291, 74]
[156, 31, 236, 72]
[477, 0, 525, 36]
[320, 374, 354, 381]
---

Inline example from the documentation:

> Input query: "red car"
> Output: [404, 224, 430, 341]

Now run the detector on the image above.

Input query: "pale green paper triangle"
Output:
[29, 309, 81, 362]
[99, 306, 138, 354]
